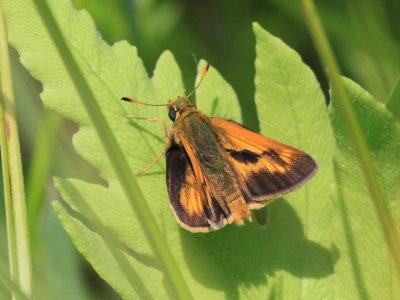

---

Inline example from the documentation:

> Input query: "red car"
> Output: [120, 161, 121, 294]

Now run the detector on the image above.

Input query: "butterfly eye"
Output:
[168, 107, 177, 121]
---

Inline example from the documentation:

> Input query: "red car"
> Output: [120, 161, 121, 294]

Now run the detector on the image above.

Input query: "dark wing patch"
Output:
[226, 149, 260, 164]
[166, 144, 228, 232]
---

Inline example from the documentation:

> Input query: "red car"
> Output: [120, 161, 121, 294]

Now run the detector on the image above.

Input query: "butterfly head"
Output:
[167, 96, 195, 121]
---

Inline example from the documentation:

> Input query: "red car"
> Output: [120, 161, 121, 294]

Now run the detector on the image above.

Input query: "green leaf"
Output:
[330, 78, 400, 299]
[4, 0, 338, 295]
[53, 201, 166, 299]
[8, 0, 399, 298]
[253, 23, 335, 298]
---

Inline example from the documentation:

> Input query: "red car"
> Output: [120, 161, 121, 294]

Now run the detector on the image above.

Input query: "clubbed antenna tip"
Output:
[187, 63, 210, 99]
[120, 96, 167, 107]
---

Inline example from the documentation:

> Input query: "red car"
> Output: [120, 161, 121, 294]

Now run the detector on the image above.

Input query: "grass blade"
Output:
[387, 74, 400, 119]
[300, 0, 400, 276]
[0, 265, 29, 300]
[0, 1, 32, 298]
[30, 1, 191, 298]
[26, 111, 61, 245]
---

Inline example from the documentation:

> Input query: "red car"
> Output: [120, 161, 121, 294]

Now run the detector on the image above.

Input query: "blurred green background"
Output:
[1, 0, 399, 298]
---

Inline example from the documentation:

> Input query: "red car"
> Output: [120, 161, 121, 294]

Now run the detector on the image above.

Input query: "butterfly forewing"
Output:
[210, 118, 318, 204]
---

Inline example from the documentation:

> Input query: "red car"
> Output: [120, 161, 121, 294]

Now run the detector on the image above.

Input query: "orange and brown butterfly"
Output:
[122, 64, 317, 233]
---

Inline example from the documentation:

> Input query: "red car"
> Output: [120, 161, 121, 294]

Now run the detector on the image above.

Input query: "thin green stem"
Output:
[386, 74, 400, 119]
[30, 1, 192, 298]
[0, 1, 32, 299]
[0, 53, 18, 300]
[300, 0, 400, 276]
[0, 266, 29, 300]
[27, 111, 62, 246]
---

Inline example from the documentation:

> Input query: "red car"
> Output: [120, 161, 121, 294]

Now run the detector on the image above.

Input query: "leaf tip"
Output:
[159, 49, 174, 61]
[252, 22, 261, 31]
[252, 22, 268, 38]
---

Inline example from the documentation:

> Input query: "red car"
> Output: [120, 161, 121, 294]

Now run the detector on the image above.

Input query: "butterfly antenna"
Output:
[186, 63, 209, 99]
[121, 97, 168, 107]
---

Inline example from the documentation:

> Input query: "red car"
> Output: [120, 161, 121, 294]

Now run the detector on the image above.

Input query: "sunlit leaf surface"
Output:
[4, 0, 399, 298]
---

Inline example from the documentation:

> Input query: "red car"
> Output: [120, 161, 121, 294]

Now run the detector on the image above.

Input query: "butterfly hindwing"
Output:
[166, 144, 228, 232]
[210, 118, 318, 205]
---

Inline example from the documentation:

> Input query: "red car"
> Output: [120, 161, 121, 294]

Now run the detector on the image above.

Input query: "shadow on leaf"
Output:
[180, 199, 335, 299]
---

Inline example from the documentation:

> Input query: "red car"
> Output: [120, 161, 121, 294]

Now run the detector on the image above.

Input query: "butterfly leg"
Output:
[135, 139, 171, 176]
[125, 115, 173, 176]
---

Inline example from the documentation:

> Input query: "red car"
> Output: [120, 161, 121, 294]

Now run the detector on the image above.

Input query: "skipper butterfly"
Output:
[122, 64, 317, 232]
